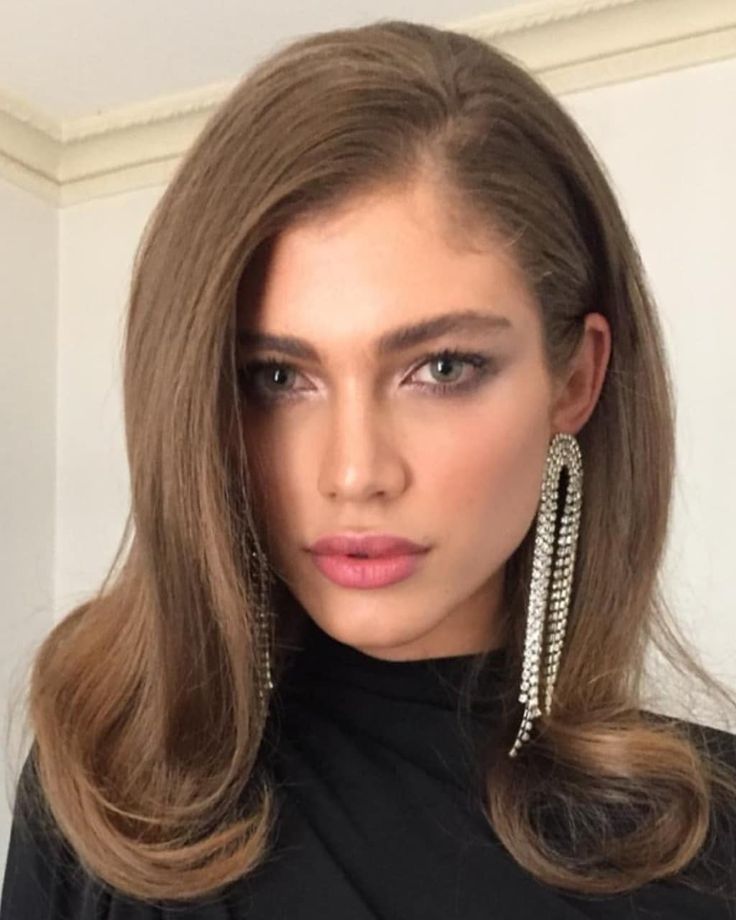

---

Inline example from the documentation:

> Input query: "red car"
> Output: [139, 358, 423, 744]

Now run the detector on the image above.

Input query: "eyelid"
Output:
[240, 348, 499, 402]
[242, 345, 499, 376]
[241, 349, 473, 384]
[241, 342, 491, 371]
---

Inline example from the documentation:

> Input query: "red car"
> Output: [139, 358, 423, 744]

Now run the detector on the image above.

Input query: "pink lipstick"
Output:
[307, 532, 430, 588]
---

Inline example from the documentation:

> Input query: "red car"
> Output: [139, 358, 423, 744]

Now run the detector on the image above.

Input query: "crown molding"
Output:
[1, 0, 734, 206]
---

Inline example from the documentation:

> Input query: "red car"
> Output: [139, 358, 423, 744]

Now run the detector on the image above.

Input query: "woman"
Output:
[3, 19, 736, 919]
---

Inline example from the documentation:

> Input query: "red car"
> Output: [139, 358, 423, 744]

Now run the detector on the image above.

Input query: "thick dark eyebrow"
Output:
[237, 310, 512, 360]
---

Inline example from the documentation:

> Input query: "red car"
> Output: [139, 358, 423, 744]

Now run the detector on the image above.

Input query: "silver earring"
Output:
[249, 546, 274, 710]
[509, 432, 583, 758]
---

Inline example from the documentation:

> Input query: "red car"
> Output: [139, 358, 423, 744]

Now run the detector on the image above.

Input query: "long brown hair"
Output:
[6, 18, 736, 905]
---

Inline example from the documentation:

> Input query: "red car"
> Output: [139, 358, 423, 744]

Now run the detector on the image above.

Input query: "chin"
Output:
[313, 610, 438, 660]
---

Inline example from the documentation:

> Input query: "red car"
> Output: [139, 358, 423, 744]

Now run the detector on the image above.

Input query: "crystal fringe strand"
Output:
[249, 544, 274, 711]
[508, 431, 583, 758]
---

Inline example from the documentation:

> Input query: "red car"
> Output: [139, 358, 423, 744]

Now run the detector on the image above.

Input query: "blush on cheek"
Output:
[440, 417, 549, 553]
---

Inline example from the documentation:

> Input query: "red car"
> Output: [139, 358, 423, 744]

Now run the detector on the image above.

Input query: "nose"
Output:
[317, 391, 408, 503]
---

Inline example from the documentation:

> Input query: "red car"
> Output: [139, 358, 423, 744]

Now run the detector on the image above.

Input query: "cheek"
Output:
[425, 399, 549, 550]
[241, 412, 321, 570]
[240, 413, 290, 531]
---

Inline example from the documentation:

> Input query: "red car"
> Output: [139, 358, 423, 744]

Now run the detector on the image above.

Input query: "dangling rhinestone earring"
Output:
[509, 432, 583, 759]
[249, 545, 274, 710]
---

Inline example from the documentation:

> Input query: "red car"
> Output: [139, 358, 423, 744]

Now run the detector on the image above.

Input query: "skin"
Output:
[237, 176, 611, 661]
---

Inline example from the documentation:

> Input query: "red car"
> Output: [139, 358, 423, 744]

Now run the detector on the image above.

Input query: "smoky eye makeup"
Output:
[238, 346, 503, 404]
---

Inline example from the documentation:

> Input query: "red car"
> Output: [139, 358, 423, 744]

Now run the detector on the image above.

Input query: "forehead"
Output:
[237, 182, 537, 352]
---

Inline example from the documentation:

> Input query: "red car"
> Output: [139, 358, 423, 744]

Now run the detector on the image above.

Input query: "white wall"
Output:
[2, 53, 736, 880]
[56, 187, 163, 609]
[563, 56, 736, 713]
[0, 176, 57, 863]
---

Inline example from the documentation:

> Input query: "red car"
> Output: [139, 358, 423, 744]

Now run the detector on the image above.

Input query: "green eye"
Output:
[240, 348, 497, 404]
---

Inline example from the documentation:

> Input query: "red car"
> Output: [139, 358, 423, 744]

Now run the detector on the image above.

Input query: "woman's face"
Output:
[237, 178, 579, 661]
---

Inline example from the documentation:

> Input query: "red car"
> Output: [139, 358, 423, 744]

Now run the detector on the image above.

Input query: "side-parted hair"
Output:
[7, 18, 736, 906]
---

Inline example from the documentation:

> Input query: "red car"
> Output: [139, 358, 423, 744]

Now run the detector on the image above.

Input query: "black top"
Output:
[3, 618, 736, 919]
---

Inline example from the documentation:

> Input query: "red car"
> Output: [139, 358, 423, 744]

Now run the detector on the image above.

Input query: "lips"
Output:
[310, 551, 425, 588]
[308, 533, 428, 558]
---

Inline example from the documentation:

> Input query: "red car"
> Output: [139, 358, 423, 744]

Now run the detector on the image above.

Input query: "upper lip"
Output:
[308, 532, 430, 557]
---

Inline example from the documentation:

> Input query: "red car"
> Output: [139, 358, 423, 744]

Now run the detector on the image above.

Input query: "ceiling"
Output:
[0, 0, 524, 119]
[4, 0, 732, 207]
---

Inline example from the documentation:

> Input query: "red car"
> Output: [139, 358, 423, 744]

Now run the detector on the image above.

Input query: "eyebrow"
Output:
[237, 309, 513, 360]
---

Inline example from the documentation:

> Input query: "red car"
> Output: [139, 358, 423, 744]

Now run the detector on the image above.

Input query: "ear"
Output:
[550, 312, 611, 434]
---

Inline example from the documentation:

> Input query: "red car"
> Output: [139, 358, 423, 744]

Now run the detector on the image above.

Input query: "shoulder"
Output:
[641, 708, 736, 766]
[642, 710, 736, 899]
[0, 746, 113, 919]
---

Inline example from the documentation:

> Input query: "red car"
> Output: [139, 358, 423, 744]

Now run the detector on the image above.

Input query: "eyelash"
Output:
[239, 348, 497, 404]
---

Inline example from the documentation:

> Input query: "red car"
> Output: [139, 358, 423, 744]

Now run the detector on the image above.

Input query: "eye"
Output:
[239, 358, 305, 401]
[239, 348, 497, 404]
[408, 349, 493, 394]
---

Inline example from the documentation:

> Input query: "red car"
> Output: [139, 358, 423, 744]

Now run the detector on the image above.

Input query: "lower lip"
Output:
[309, 551, 426, 588]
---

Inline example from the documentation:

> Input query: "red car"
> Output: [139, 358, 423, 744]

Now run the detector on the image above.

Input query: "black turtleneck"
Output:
[269, 613, 511, 795]
[2, 617, 735, 919]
